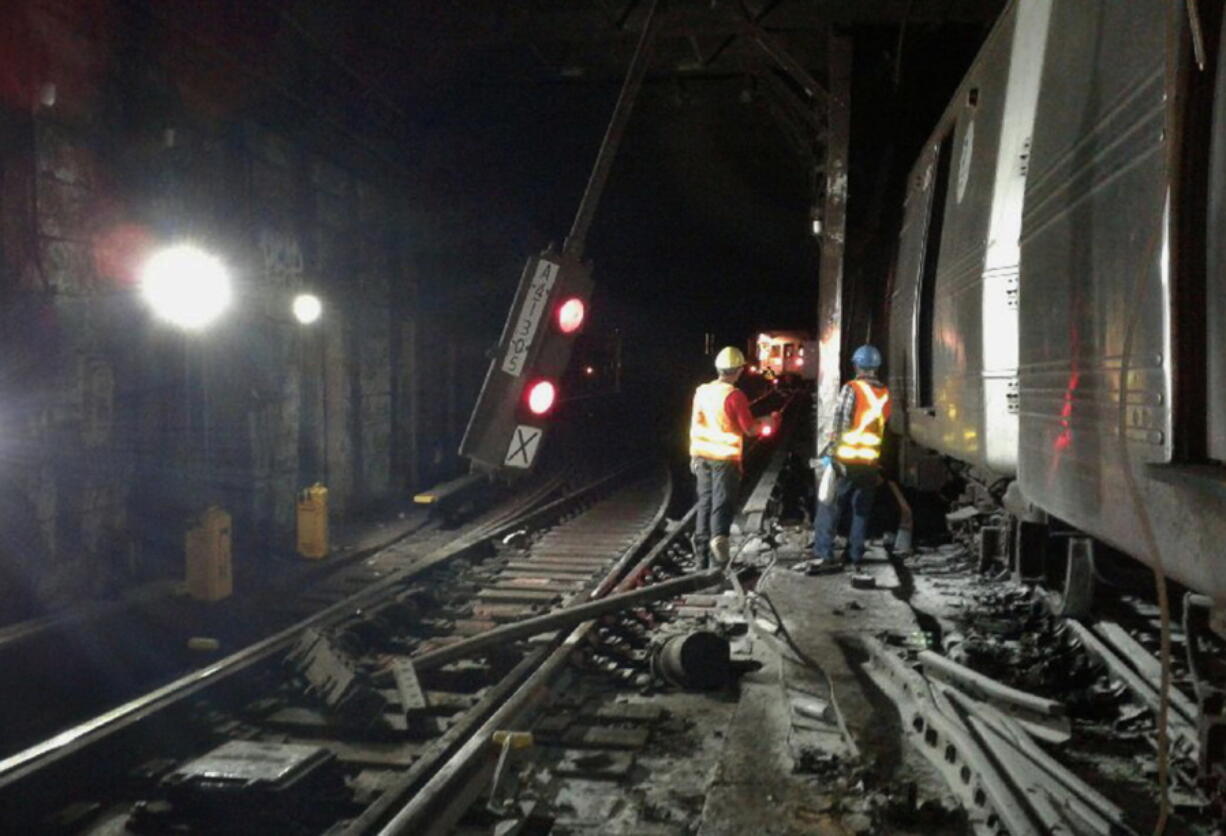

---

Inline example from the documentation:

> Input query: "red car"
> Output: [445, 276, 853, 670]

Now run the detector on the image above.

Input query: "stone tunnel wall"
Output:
[0, 0, 484, 615]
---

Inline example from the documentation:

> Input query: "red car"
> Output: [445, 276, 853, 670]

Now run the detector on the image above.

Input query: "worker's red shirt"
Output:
[724, 388, 756, 436]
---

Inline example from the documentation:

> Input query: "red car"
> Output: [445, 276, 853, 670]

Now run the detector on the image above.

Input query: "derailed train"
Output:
[887, 0, 1226, 613]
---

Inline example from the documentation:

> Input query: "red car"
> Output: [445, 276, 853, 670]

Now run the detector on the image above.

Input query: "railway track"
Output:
[0, 471, 569, 760]
[0, 459, 704, 833]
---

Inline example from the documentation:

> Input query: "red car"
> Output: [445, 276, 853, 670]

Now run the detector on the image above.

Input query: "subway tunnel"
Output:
[0, 1, 1222, 833]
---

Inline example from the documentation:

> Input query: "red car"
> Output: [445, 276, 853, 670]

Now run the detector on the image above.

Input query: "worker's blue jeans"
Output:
[692, 457, 740, 542]
[813, 473, 878, 565]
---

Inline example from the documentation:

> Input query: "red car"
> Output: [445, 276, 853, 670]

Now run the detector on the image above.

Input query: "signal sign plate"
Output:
[501, 259, 560, 377]
[505, 425, 544, 469]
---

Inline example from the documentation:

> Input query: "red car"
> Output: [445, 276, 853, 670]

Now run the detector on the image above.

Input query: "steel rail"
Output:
[369, 410, 803, 833]
[343, 466, 679, 833]
[1092, 620, 1201, 728]
[861, 636, 1035, 836]
[0, 474, 562, 661]
[373, 583, 724, 835]
[0, 580, 179, 653]
[939, 686, 1135, 834]
[408, 570, 722, 673]
[379, 617, 597, 834]
[1065, 619, 1200, 760]
[0, 460, 646, 794]
[917, 649, 1071, 743]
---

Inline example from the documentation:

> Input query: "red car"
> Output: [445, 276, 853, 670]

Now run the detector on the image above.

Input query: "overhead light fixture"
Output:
[140, 243, 231, 330]
[292, 293, 323, 325]
[810, 205, 823, 237]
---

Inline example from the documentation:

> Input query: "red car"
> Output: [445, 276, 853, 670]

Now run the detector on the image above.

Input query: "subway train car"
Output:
[888, 0, 1226, 613]
[752, 331, 816, 381]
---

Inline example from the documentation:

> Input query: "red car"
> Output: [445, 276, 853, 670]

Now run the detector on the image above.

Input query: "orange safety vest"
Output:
[835, 380, 890, 465]
[689, 381, 743, 461]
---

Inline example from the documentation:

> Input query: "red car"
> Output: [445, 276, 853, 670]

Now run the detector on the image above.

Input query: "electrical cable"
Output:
[726, 541, 858, 758]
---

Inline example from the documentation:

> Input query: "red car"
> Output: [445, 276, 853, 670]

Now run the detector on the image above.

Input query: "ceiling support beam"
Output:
[762, 96, 817, 168]
[815, 30, 851, 453]
[615, 0, 643, 30]
[756, 67, 826, 138]
[564, 0, 663, 258]
[746, 24, 829, 102]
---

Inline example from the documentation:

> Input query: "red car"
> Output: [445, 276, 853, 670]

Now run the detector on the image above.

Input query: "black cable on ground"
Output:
[729, 548, 858, 756]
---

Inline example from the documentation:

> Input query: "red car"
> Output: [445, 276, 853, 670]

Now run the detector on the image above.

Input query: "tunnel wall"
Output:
[0, 0, 480, 614]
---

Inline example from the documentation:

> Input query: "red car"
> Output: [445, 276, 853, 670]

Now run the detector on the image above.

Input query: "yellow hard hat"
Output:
[714, 346, 746, 371]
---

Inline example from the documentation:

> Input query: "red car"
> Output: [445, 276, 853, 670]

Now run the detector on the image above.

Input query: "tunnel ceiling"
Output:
[287, 1, 1004, 89]
[118, 0, 1005, 340]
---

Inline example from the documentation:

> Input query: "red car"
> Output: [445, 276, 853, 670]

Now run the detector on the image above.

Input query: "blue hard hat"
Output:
[852, 344, 882, 369]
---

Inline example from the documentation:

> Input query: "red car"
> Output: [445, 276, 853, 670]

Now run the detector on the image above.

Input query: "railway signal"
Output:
[460, 249, 594, 473]
[460, 0, 657, 477]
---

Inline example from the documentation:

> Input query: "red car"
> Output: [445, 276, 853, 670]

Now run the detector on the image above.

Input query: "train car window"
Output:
[918, 126, 956, 408]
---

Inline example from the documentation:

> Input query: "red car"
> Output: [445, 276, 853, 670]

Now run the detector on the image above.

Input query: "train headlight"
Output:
[140, 244, 231, 330]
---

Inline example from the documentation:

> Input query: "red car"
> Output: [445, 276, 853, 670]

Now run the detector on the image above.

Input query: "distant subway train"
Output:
[886, 0, 1226, 612]
[751, 331, 815, 381]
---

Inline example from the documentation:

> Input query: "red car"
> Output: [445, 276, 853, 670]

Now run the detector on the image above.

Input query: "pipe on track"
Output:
[408, 569, 723, 672]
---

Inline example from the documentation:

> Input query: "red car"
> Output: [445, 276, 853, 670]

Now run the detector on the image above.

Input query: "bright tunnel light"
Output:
[140, 244, 231, 329]
[292, 293, 323, 324]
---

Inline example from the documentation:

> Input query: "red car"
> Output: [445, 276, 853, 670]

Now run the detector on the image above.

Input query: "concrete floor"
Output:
[694, 529, 960, 835]
[523, 525, 967, 835]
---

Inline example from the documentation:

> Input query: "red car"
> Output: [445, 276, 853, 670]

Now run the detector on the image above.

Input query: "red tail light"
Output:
[556, 297, 585, 334]
[526, 380, 557, 415]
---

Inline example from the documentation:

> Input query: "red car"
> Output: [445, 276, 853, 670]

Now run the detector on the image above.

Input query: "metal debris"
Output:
[862, 635, 1136, 836]
[918, 649, 1071, 743]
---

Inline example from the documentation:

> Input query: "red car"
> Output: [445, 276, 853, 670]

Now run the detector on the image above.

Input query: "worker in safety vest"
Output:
[690, 346, 778, 569]
[812, 344, 892, 569]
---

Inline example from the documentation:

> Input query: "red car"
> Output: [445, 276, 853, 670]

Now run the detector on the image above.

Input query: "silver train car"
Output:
[888, 0, 1226, 610]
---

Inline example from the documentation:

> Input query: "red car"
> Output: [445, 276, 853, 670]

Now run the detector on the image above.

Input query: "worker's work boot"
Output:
[710, 535, 731, 569]
[691, 535, 710, 569]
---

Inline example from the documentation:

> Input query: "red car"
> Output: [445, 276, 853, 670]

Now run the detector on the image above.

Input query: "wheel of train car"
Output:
[1046, 536, 1095, 619]
[1007, 516, 1046, 584]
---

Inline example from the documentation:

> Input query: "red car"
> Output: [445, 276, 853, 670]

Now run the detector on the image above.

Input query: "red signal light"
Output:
[556, 297, 585, 334]
[526, 380, 557, 415]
